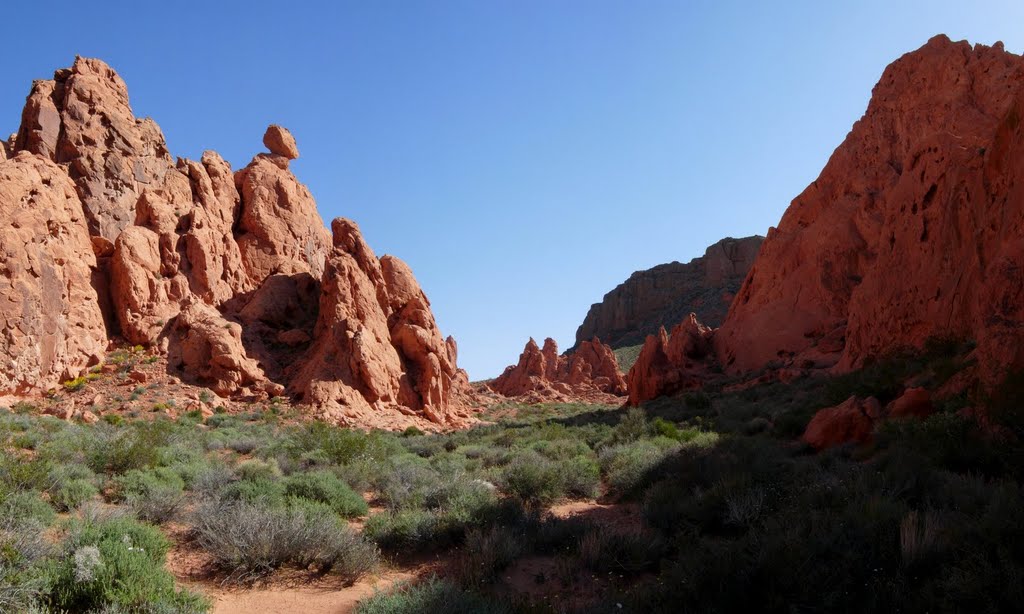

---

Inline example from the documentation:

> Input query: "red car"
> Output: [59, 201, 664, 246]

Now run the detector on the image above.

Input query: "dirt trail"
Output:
[196, 570, 416, 614]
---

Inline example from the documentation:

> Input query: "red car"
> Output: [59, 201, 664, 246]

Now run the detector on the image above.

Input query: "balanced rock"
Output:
[716, 36, 1024, 387]
[0, 58, 473, 428]
[263, 125, 300, 160]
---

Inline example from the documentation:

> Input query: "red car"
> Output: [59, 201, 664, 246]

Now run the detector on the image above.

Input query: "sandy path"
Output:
[196, 570, 415, 614]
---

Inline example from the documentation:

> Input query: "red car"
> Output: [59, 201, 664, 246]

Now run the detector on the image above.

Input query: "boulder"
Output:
[263, 125, 300, 160]
[887, 387, 935, 419]
[802, 396, 882, 450]
[167, 301, 264, 396]
[0, 153, 106, 393]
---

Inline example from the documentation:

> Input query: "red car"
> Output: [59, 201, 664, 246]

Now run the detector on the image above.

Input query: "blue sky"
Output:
[1, 1, 1021, 378]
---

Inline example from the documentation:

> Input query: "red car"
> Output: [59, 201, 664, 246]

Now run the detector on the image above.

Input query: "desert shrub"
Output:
[192, 499, 377, 582]
[110, 468, 186, 524]
[527, 438, 591, 461]
[375, 457, 442, 511]
[355, 576, 513, 614]
[560, 455, 600, 499]
[599, 438, 681, 496]
[85, 421, 175, 474]
[282, 470, 368, 518]
[50, 478, 99, 512]
[0, 455, 54, 492]
[110, 468, 185, 502]
[219, 477, 286, 507]
[190, 464, 235, 499]
[235, 458, 282, 482]
[579, 526, 666, 575]
[456, 526, 523, 586]
[0, 491, 56, 527]
[364, 509, 442, 551]
[0, 515, 52, 611]
[609, 407, 651, 444]
[62, 377, 88, 392]
[44, 516, 207, 611]
[499, 450, 564, 506]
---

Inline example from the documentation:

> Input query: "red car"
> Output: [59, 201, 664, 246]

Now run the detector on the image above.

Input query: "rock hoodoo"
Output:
[491, 337, 627, 403]
[1, 57, 471, 427]
[575, 236, 762, 349]
[626, 313, 714, 406]
[716, 36, 1024, 387]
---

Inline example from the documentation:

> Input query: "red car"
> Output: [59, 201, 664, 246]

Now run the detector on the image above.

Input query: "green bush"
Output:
[364, 509, 442, 551]
[599, 438, 681, 495]
[355, 577, 513, 614]
[499, 451, 564, 506]
[282, 470, 368, 518]
[0, 491, 56, 527]
[44, 516, 207, 611]
[560, 455, 600, 499]
[50, 478, 99, 512]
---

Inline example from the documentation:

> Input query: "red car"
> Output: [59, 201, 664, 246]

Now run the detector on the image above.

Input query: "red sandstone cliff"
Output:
[716, 36, 1024, 387]
[0, 57, 472, 427]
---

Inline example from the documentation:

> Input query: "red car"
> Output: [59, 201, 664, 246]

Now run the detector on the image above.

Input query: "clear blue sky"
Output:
[1, 1, 1021, 378]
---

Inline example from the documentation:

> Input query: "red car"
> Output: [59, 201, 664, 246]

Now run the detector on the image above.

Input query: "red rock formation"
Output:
[491, 336, 626, 402]
[802, 396, 882, 450]
[15, 57, 174, 242]
[575, 236, 762, 349]
[802, 388, 936, 449]
[289, 219, 463, 425]
[0, 153, 106, 392]
[1, 58, 471, 427]
[626, 313, 714, 405]
[717, 36, 1024, 387]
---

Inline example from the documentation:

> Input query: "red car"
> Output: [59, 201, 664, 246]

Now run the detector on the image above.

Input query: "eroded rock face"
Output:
[15, 57, 174, 242]
[490, 336, 627, 402]
[0, 153, 106, 392]
[576, 236, 762, 349]
[290, 219, 465, 425]
[716, 36, 1024, 386]
[626, 313, 713, 406]
[2, 58, 471, 427]
[234, 154, 331, 282]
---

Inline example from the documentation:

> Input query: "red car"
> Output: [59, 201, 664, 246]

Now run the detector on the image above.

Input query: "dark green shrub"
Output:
[560, 455, 600, 499]
[50, 478, 99, 512]
[456, 526, 523, 586]
[282, 470, 368, 518]
[578, 526, 666, 575]
[499, 451, 564, 506]
[355, 577, 513, 614]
